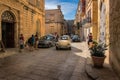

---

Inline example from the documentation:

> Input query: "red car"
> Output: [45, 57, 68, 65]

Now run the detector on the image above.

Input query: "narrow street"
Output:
[0, 42, 91, 80]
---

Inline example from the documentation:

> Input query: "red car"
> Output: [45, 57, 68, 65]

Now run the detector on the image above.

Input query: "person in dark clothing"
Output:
[88, 33, 93, 45]
[28, 35, 35, 51]
[34, 34, 39, 49]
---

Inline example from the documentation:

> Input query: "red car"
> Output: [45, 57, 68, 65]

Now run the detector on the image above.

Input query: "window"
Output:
[2, 11, 15, 22]
[31, 12, 34, 24]
[49, 14, 55, 21]
[36, 0, 40, 8]
[87, 10, 91, 23]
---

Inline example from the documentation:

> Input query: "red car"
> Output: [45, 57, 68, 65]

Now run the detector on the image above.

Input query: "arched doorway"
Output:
[1, 11, 15, 48]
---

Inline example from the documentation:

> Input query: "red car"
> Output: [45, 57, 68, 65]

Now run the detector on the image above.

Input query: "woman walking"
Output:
[19, 34, 24, 52]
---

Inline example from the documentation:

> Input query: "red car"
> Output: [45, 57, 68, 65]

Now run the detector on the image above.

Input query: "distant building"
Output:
[75, 0, 98, 41]
[45, 5, 64, 36]
[66, 20, 75, 35]
[74, 0, 84, 40]
[62, 20, 68, 35]
[0, 0, 45, 48]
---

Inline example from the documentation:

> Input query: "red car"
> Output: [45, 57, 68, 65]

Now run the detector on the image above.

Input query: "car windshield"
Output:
[40, 36, 54, 40]
[60, 36, 69, 40]
[73, 35, 79, 38]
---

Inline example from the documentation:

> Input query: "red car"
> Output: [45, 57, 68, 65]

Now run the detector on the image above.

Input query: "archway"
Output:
[1, 11, 15, 48]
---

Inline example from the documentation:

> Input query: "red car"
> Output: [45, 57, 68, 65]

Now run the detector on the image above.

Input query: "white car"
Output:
[56, 35, 71, 50]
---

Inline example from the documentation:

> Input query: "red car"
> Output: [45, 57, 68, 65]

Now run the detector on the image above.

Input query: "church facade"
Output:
[0, 0, 45, 48]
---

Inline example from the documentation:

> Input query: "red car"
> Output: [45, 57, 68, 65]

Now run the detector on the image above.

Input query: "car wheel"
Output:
[38, 45, 40, 48]
[49, 43, 52, 47]
[51, 44, 53, 47]
[56, 47, 59, 50]
[69, 47, 71, 50]
[47, 44, 50, 48]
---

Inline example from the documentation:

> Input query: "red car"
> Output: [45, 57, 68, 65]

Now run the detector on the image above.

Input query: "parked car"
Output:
[70, 34, 74, 39]
[72, 35, 81, 42]
[56, 35, 71, 50]
[38, 35, 56, 48]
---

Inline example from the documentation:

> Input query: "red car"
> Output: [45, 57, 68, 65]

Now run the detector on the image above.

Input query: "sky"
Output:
[45, 0, 79, 20]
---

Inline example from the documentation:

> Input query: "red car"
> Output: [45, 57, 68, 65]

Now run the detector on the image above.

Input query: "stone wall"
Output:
[45, 9, 64, 36]
[92, 0, 98, 41]
[109, 0, 120, 78]
[98, 0, 120, 78]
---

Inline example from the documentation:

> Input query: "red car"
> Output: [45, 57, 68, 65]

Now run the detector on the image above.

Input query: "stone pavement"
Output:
[0, 48, 18, 58]
[0, 42, 119, 80]
[85, 47, 119, 80]
[0, 42, 91, 80]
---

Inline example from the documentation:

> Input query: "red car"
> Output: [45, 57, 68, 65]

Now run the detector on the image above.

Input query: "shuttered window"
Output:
[36, 0, 40, 9]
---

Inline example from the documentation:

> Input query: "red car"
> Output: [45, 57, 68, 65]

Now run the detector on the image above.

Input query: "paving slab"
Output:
[85, 57, 119, 80]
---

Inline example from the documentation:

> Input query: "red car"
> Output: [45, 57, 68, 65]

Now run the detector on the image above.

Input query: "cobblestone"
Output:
[85, 54, 119, 80]
[0, 42, 119, 80]
[0, 42, 91, 80]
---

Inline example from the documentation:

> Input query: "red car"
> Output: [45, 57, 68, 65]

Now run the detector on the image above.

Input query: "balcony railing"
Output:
[76, 22, 82, 29]
[82, 17, 91, 25]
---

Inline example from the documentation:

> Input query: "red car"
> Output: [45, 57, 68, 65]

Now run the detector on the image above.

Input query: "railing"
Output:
[82, 17, 91, 25]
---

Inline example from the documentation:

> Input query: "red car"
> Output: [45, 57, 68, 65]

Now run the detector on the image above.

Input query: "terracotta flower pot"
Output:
[92, 56, 106, 68]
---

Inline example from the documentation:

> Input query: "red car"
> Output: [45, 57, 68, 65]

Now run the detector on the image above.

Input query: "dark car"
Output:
[72, 35, 81, 42]
[38, 35, 56, 48]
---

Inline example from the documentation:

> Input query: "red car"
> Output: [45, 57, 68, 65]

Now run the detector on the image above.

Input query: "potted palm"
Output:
[89, 41, 108, 68]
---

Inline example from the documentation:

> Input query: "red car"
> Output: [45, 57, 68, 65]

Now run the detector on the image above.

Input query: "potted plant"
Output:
[89, 41, 108, 68]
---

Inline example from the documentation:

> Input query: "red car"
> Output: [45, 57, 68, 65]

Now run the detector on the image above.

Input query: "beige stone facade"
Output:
[0, 0, 45, 48]
[45, 5, 64, 36]
[85, 0, 98, 41]
[109, 0, 120, 78]
[75, 0, 98, 41]
[98, 0, 120, 78]
[76, 0, 120, 78]
[74, 0, 83, 38]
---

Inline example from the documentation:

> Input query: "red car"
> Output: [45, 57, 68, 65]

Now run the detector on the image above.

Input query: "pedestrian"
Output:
[34, 34, 39, 49]
[54, 32, 59, 42]
[28, 35, 35, 51]
[87, 33, 93, 48]
[19, 34, 24, 52]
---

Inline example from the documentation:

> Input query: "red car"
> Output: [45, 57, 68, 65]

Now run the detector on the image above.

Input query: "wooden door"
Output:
[2, 22, 15, 48]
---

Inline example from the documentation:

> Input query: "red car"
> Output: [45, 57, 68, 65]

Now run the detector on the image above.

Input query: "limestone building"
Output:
[83, 0, 98, 41]
[0, 0, 45, 48]
[74, 0, 81, 36]
[66, 20, 75, 35]
[45, 5, 64, 36]
[74, 0, 87, 41]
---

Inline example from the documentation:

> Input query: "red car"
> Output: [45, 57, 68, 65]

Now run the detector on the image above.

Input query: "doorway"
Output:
[1, 22, 15, 48]
[1, 11, 15, 48]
